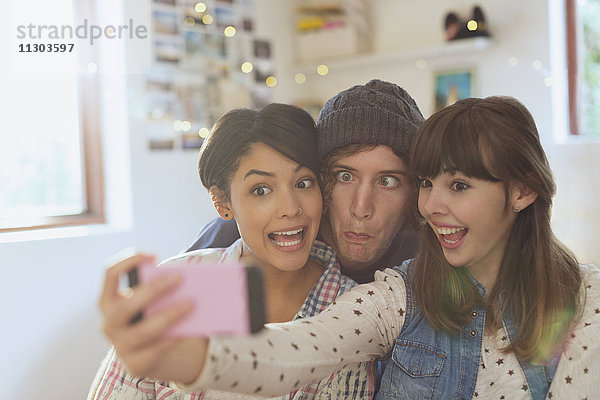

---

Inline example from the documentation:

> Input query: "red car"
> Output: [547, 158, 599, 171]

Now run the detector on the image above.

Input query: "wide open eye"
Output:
[417, 177, 432, 189]
[450, 181, 469, 192]
[296, 178, 315, 189]
[379, 176, 399, 188]
[252, 186, 272, 196]
[337, 171, 353, 182]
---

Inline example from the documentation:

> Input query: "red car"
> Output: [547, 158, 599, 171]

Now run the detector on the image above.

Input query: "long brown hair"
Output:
[409, 96, 581, 363]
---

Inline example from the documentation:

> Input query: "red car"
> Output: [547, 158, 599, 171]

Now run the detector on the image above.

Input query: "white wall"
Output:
[1, 1, 214, 399]
[1, 1, 598, 399]
[271, 0, 600, 265]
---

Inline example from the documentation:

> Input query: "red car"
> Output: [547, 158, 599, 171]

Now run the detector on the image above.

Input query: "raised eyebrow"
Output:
[332, 165, 407, 176]
[244, 169, 275, 180]
[380, 170, 408, 176]
[244, 164, 306, 180]
[332, 163, 357, 172]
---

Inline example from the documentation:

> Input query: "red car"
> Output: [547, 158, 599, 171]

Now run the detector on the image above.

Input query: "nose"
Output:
[418, 186, 447, 217]
[277, 188, 302, 218]
[350, 182, 374, 220]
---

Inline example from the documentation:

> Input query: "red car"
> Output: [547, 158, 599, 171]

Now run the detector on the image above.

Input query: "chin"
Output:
[277, 264, 306, 272]
[445, 258, 467, 268]
[345, 247, 379, 264]
[273, 255, 309, 272]
[441, 252, 464, 268]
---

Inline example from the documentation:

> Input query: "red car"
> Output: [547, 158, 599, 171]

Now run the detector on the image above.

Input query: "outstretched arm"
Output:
[178, 268, 408, 396]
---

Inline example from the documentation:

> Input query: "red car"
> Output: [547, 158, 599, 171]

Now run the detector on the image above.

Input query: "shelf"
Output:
[296, 37, 491, 73]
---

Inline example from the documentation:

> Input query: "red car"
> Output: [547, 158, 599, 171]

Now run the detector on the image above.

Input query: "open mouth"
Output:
[268, 227, 305, 247]
[437, 226, 467, 245]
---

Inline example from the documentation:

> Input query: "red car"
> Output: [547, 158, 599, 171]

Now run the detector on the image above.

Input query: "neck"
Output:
[465, 256, 504, 294]
[240, 246, 323, 323]
[467, 266, 499, 294]
[340, 263, 378, 284]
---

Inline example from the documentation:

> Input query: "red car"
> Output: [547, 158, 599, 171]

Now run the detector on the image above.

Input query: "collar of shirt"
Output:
[295, 240, 357, 320]
[220, 238, 356, 320]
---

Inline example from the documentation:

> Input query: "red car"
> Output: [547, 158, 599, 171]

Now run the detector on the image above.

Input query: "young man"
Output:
[186, 80, 424, 283]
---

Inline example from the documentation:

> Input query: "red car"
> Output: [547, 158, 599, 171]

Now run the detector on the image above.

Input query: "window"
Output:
[1, 0, 103, 232]
[567, 0, 600, 136]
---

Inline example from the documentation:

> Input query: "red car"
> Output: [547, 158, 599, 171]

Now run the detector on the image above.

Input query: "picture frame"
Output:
[433, 68, 475, 113]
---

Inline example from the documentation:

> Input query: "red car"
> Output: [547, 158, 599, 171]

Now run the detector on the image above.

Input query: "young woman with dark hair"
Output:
[89, 103, 376, 400]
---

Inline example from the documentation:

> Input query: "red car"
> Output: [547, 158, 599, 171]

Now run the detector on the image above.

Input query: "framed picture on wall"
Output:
[433, 68, 475, 113]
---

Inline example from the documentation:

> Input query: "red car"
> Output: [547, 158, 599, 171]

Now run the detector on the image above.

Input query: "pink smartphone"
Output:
[128, 260, 265, 337]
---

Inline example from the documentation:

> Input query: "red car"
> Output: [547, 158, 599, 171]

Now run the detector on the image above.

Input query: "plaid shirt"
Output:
[89, 240, 376, 400]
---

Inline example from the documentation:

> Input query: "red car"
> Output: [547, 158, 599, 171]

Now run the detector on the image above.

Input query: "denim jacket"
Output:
[375, 261, 558, 400]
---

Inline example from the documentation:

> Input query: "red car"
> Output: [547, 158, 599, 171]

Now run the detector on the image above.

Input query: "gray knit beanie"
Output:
[316, 79, 424, 161]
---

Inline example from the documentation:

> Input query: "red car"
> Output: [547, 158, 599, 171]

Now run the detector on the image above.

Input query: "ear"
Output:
[510, 182, 538, 213]
[209, 186, 233, 220]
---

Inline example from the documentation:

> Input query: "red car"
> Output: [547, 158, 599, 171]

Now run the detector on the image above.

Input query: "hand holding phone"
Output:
[100, 252, 202, 382]
[129, 260, 265, 338]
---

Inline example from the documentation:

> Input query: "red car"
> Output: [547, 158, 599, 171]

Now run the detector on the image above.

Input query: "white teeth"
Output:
[436, 227, 466, 235]
[272, 228, 303, 236]
[443, 238, 460, 244]
[273, 239, 302, 247]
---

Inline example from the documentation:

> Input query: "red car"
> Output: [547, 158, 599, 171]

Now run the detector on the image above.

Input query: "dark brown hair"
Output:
[198, 103, 319, 200]
[409, 96, 581, 363]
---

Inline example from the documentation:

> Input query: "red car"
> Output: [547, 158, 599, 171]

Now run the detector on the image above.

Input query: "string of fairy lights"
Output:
[173, 2, 553, 140]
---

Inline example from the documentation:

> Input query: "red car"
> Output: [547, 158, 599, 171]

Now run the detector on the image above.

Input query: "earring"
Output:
[513, 206, 521, 213]
[297, 207, 302, 216]
[220, 210, 233, 220]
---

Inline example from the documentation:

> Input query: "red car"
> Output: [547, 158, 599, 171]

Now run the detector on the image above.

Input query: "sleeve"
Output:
[88, 348, 158, 400]
[89, 348, 198, 400]
[184, 218, 240, 252]
[178, 268, 408, 397]
[546, 264, 600, 399]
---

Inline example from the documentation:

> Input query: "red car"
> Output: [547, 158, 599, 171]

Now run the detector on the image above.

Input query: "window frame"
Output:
[566, 0, 600, 137]
[0, 0, 104, 233]
[566, 0, 580, 135]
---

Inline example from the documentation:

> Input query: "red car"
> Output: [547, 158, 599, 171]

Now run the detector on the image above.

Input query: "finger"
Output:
[108, 271, 183, 328]
[100, 252, 156, 304]
[118, 299, 194, 350]
[102, 269, 184, 334]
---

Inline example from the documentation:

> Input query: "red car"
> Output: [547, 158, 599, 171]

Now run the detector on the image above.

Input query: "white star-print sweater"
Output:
[183, 264, 600, 399]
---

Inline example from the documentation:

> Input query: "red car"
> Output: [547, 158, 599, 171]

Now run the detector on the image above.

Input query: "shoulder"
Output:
[550, 264, 600, 398]
[371, 264, 410, 294]
[580, 263, 600, 284]
[160, 247, 227, 266]
[567, 263, 600, 346]
[186, 217, 240, 251]
[579, 264, 600, 318]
